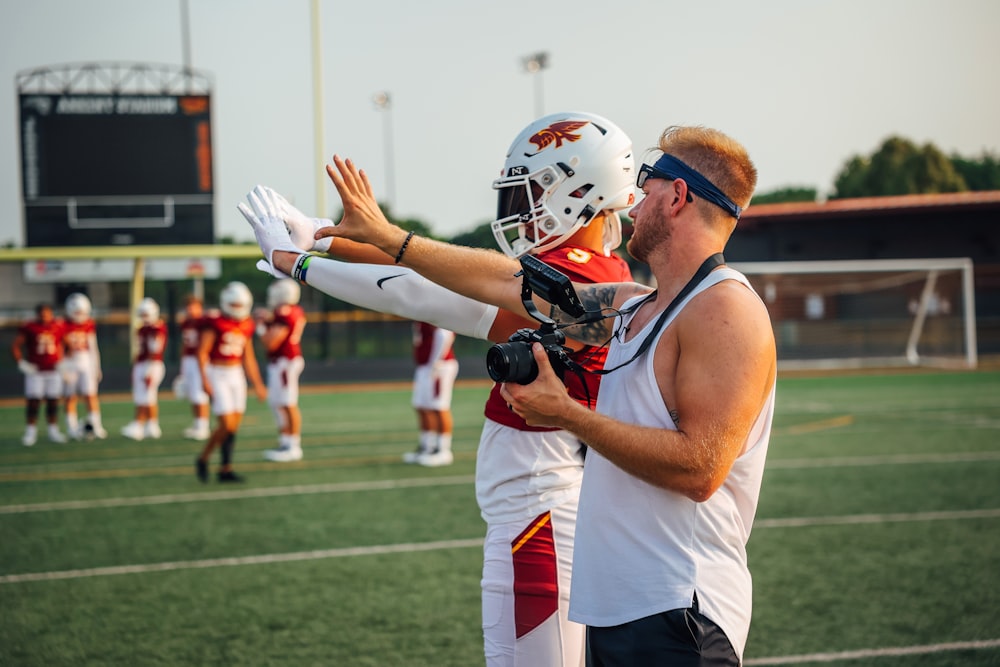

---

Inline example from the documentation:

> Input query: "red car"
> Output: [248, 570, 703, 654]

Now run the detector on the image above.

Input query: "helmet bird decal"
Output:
[526, 120, 589, 155]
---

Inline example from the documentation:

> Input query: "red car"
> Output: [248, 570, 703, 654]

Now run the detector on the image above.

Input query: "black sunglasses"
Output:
[636, 164, 694, 202]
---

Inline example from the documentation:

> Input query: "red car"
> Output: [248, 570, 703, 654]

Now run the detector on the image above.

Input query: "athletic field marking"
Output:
[745, 638, 1000, 665]
[4, 445, 997, 484]
[0, 538, 485, 584]
[776, 414, 854, 435]
[0, 449, 477, 482]
[0, 475, 476, 514]
[767, 449, 1000, 469]
[3, 507, 997, 585]
[756, 507, 1000, 529]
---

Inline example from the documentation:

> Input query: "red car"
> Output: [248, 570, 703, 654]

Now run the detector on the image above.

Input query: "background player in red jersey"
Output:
[406, 322, 459, 467]
[122, 298, 168, 441]
[195, 281, 267, 483]
[173, 294, 211, 440]
[257, 278, 307, 462]
[11, 303, 68, 446]
[61, 292, 107, 440]
[243, 111, 635, 667]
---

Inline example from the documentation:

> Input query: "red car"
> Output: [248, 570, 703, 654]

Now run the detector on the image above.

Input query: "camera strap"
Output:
[595, 252, 726, 375]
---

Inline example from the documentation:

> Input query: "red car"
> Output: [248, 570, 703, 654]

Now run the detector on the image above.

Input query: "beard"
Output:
[626, 206, 670, 264]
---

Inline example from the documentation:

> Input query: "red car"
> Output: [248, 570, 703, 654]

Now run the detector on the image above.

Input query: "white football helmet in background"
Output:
[220, 281, 254, 320]
[267, 278, 301, 308]
[491, 111, 635, 258]
[137, 297, 159, 324]
[65, 293, 92, 324]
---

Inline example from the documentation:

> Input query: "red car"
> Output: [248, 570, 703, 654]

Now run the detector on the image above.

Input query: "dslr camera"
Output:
[485, 255, 588, 385]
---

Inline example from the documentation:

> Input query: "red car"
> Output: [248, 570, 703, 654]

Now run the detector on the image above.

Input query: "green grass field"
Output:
[2, 371, 999, 666]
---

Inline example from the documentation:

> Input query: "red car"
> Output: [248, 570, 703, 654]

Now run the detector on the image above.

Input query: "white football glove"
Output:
[237, 186, 301, 275]
[18, 360, 39, 375]
[260, 186, 335, 253]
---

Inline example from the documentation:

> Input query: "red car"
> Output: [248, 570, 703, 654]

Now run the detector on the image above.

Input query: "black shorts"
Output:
[585, 598, 739, 666]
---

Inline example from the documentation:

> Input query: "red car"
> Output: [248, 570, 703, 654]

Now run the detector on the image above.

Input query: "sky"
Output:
[2, 0, 999, 247]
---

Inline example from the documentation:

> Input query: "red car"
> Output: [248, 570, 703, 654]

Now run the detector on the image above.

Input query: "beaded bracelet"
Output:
[394, 230, 415, 264]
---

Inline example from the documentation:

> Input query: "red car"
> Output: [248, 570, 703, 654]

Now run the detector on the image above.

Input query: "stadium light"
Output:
[521, 51, 549, 118]
[372, 91, 396, 211]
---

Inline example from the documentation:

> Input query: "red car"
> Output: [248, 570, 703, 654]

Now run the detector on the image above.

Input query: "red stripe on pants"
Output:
[511, 511, 559, 639]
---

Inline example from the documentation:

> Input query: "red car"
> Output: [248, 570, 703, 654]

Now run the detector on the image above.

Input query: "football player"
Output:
[258, 278, 307, 462]
[406, 322, 459, 466]
[174, 294, 211, 440]
[195, 281, 267, 483]
[121, 297, 168, 440]
[11, 303, 68, 446]
[242, 111, 635, 667]
[61, 292, 107, 440]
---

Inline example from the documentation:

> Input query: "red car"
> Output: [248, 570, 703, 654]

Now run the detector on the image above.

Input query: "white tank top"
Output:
[568, 267, 774, 661]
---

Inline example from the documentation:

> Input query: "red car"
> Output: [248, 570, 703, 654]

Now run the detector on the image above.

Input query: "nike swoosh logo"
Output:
[376, 274, 406, 289]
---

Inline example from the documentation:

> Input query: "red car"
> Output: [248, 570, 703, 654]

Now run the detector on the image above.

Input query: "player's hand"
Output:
[500, 344, 575, 428]
[17, 360, 38, 375]
[254, 384, 267, 402]
[321, 155, 400, 251]
[260, 186, 335, 253]
[238, 186, 301, 271]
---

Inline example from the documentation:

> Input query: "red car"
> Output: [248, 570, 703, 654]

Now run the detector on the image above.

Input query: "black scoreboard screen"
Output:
[19, 93, 215, 246]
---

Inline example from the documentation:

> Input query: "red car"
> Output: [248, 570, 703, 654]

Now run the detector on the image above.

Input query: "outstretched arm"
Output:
[320, 156, 529, 316]
[268, 251, 500, 341]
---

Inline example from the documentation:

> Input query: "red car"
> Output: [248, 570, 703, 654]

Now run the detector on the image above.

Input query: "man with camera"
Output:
[242, 112, 634, 666]
[293, 125, 777, 666]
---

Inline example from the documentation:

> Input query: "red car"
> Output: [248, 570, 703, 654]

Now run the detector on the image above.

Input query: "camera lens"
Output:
[486, 342, 538, 384]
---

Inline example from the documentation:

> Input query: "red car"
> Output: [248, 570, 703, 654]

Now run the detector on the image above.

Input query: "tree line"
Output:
[753, 136, 1000, 204]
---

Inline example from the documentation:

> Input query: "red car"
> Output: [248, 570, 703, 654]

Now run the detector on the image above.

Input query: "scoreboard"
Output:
[19, 92, 215, 247]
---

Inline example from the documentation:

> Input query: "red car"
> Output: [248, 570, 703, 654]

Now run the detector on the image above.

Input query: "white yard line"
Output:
[3, 506, 997, 585]
[3, 450, 998, 514]
[756, 507, 1000, 528]
[745, 638, 1000, 664]
[0, 538, 484, 583]
[766, 450, 1000, 469]
[0, 474, 476, 514]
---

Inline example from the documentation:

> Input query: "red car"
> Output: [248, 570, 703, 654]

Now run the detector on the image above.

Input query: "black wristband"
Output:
[394, 230, 415, 264]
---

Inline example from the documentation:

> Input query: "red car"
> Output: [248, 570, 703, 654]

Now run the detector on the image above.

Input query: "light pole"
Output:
[521, 51, 549, 118]
[372, 91, 396, 211]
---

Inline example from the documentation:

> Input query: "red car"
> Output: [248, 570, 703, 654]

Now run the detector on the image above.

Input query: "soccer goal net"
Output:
[730, 257, 977, 371]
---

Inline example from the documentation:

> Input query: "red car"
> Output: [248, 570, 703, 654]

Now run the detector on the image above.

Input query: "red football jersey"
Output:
[267, 304, 306, 362]
[484, 244, 633, 431]
[180, 316, 205, 357]
[413, 322, 456, 366]
[136, 322, 168, 362]
[64, 319, 96, 353]
[19, 318, 66, 371]
[205, 313, 255, 364]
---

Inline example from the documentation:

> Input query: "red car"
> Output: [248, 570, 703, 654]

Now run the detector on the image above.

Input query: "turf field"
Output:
[1, 371, 999, 666]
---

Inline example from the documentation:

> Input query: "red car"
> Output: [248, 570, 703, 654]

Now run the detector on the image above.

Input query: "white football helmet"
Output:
[137, 297, 160, 324]
[65, 292, 92, 324]
[220, 281, 253, 320]
[266, 278, 301, 308]
[492, 111, 635, 258]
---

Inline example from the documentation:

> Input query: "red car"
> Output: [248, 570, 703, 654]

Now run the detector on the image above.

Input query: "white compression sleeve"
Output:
[302, 257, 498, 340]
